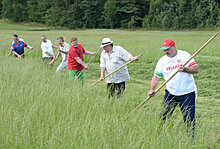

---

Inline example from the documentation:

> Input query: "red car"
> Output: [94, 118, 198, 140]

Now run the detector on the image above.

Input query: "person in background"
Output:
[8, 34, 24, 56]
[68, 37, 97, 86]
[41, 35, 58, 62]
[49, 37, 70, 72]
[11, 37, 33, 58]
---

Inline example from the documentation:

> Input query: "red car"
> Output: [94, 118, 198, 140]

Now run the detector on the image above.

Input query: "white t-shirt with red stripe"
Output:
[154, 50, 197, 96]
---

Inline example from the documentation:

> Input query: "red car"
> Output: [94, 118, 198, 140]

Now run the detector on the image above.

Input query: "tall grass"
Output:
[0, 23, 220, 148]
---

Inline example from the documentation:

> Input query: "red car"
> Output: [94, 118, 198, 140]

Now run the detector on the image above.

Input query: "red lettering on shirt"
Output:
[166, 64, 180, 71]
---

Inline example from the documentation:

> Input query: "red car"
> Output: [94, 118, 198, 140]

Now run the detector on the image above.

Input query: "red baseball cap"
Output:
[160, 39, 175, 50]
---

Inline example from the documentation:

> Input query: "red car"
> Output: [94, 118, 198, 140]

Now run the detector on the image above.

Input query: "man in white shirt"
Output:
[49, 37, 70, 72]
[99, 38, 139, 98]
[148, 39, 199, 135]
[41, 35, 58, 62]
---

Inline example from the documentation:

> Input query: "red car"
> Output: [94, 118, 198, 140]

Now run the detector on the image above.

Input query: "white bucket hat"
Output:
[100, 38, 113, 47]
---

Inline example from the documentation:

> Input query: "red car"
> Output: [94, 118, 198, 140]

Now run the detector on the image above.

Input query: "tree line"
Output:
[0, 0, 219, 29]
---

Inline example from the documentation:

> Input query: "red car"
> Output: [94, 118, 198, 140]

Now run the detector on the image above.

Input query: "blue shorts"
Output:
[161, 89, 195, 129]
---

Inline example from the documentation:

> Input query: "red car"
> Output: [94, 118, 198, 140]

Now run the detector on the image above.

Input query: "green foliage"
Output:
[2, 0, 28, 22]
[27, 0, 39, 22]
[44, 0, 68, 27]
[0, 0, 2, 17]
[65, 0, 105, 29]
[142, 15, 149, 28]
[2, 0, 14, 20]
[128, 16, 136, 29]
[1, 0, 219, 29]
[115, 0, 149, 28]
[143, 0, 220, 29]
[80, 0, 104, 28]
[145, 0, 162, 28]
[103, 0, 117, 29]
[67, 2, 84, 29]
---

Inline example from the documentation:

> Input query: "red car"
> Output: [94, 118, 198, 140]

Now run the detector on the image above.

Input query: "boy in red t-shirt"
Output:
[68, 37, 97, 86]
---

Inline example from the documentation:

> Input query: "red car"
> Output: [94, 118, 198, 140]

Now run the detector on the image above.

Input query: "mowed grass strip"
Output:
[0, 23, 220, 148]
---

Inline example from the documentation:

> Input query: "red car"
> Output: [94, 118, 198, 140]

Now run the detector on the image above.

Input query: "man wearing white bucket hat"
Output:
[100, 38, 139, 98]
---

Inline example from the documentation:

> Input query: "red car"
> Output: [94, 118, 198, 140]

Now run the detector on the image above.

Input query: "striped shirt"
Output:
[57, 42, 70, 64]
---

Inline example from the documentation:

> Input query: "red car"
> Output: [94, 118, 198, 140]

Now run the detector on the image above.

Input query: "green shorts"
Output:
[69, 69, 84, 86]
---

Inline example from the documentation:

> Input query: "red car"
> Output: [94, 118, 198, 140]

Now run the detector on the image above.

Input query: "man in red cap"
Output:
[148, 39, 199, 135]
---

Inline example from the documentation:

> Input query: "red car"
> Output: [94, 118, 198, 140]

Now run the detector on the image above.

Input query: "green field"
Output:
[0, 22, 220, 148]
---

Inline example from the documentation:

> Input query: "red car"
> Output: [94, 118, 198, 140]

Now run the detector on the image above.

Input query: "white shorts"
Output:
[56, 63, 67, 72]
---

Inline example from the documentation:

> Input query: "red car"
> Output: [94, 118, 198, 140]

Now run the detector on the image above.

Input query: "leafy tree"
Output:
[128, 16, 135, 29]
[133, 0, 150, 27]
[111, 0, 149, 28]
[93, 0, 106, 28]
[67, 1, 84, 29]
[36, 0, 52, 24]
[146, 0, 163, 28]
[80, 0, 105, 28]
[44, 0, 68, 26]
[27, 0, 40, 22]
[205, 0, 218, 27]
[161, 1, 179, 29]
[0, 0, 219, 29]
[2, 0, 14, 20]
[177, 0, 194, 29]
[0, 0, 2, 17]
[2, 0, 28, 22]
[103, 0, 117, 28]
